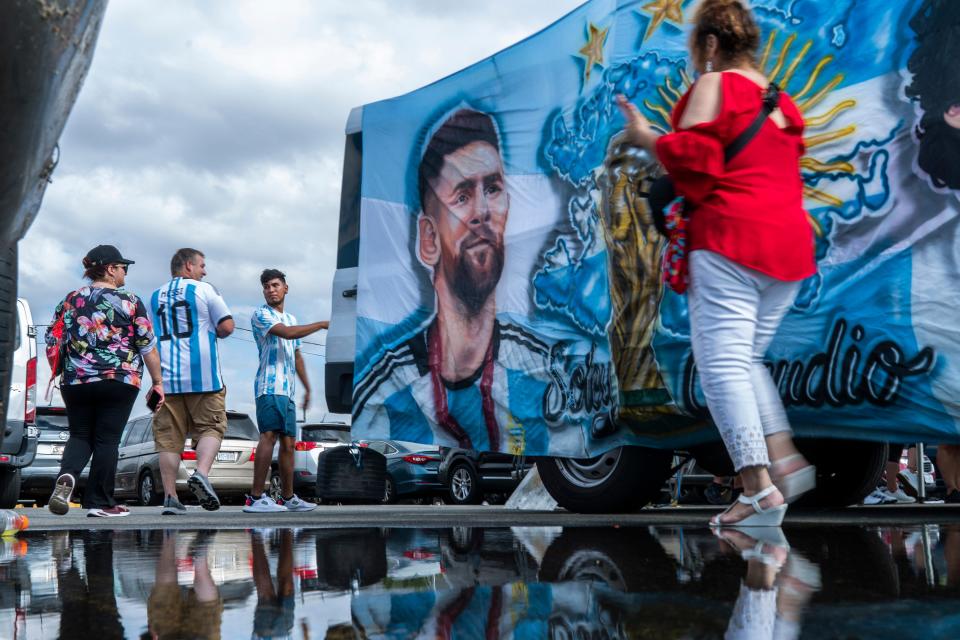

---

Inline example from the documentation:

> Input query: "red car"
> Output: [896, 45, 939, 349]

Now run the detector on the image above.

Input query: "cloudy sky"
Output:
[21, 0, 584, 422]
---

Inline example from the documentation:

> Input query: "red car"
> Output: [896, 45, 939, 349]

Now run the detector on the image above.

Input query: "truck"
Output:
[326, 0, 960, 512]
[0, 0, 108, 500]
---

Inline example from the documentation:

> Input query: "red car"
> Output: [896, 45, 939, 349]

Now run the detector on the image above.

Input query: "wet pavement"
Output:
[2, 519, 960, 638]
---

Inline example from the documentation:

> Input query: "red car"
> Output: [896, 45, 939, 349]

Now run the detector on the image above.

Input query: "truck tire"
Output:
[0, 243, 16, 429]
[794, 439, 887, 507]
[0, 468, 21, 508]
[538, 445, 673, 513]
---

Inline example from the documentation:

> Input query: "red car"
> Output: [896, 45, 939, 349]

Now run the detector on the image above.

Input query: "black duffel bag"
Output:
[316, 444, 386, 504]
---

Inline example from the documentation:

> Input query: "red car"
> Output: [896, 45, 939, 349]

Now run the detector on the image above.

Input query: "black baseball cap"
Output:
[84, 245, 135, 267]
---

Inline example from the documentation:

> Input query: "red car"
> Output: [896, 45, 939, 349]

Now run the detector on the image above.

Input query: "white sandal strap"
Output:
[736, 484, 780, 513]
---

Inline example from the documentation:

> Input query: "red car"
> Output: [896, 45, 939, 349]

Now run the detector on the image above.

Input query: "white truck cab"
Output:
[1, 297, 39, 507]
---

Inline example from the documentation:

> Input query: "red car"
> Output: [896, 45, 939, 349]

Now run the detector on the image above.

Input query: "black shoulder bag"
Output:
[645, 83, 781, 236]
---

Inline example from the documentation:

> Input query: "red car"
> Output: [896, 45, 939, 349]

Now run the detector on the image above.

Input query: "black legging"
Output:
[60, 380, 138, 509]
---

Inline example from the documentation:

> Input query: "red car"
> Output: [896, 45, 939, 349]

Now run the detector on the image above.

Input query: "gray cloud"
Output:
[20, 0, 584, 421]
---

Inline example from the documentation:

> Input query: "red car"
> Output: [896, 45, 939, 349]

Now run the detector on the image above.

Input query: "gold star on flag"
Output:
[642, 0, 684, 42]
[578, 22, 609, 84]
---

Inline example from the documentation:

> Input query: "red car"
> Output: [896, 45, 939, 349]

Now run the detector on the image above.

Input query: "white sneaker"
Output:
[888, 486, 917, 504]
[898, 469, 920, 496]
[279, 494, 316, 512]
[243, 493, 287, 513]
[864, 488, 894, 505]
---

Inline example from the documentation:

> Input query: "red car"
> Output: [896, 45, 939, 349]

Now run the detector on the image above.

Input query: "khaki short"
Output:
[153, 388, 227, 453]
[148, 583, 223, 640]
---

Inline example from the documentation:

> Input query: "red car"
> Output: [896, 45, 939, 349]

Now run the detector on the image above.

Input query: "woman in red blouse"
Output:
[618, 0, 816, 527]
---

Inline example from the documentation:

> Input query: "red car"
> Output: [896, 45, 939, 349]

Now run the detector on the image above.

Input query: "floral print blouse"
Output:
[47, 286, 158, 388]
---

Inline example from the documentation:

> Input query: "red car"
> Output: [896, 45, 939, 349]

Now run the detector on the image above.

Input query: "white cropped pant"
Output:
[688, 250, 800, 471]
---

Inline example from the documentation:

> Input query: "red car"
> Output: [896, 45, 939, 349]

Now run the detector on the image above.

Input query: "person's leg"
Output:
[688, 251, 783, 524]
[749, 277, 815, 499]
[84, 382, 138, 509]
[886, 444, 904, 492]
[280, 397, 298, 499]
[188, 389, 227, 477]
[252, 430, 279, 496]
[939, 445, 960, 495]
[50, 384, 98, 514]
[58, 383, 97, 479]
[153, 395, 190, 501]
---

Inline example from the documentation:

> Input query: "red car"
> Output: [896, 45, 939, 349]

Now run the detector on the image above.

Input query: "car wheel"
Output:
[447, 462, 480, 505]
[269, 469, 283, 502]
[0, 468, 21, 509]
[138, 471, 160, 506]
[383, 476, 396, 504]
[793, 439, 887, 507]
[538, 445, 674, 513]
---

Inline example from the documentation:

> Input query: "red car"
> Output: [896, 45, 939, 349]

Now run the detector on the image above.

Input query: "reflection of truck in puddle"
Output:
[325, 0, 960, 513]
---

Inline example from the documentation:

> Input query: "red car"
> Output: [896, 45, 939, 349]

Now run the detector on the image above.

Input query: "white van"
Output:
[0, 297, 38, 507]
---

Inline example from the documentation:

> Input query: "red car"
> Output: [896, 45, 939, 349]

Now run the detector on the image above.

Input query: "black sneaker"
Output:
[945, 490, 960, 504]
[161, 495, 187, 515]
[187, 472, 220, 511]
[48, 474, 76, 516]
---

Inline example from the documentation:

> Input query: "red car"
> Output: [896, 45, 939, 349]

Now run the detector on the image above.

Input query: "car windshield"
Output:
[35, 412, 69, 432]
[301, 426, 351, 443]
[225, 414, 260, 441]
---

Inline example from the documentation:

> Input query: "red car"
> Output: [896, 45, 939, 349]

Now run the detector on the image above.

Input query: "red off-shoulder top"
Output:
[654, 72, 816, 281]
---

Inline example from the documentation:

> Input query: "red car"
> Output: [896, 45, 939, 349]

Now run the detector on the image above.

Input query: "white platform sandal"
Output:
[771, 454, 816, 503]
[709, 484, 787, 528]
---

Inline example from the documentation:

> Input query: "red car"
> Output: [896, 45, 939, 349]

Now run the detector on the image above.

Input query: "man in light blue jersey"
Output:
[150, 248, 235, 514]
[244, 268, 328, 513]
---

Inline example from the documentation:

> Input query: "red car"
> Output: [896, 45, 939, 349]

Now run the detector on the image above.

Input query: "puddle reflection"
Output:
[0, 524, 959, 638]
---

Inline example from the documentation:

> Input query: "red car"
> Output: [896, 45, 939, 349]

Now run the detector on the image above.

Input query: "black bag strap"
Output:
[724, 83, 780, 163]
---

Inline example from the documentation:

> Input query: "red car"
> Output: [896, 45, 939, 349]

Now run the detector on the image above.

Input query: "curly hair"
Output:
[905, 0, 960, 189]
[690, 0, 761, 65]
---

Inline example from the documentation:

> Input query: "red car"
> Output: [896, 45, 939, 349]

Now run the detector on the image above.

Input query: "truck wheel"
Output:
[0, 468, 22, 509]
[538, 445, 673, 513]
[447, 462, 481, 505]
[794, 439, 887, 507]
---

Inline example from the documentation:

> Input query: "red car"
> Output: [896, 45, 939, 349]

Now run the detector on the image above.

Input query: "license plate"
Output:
[51, 445, 64, 456]
[216, 452, 239, 463]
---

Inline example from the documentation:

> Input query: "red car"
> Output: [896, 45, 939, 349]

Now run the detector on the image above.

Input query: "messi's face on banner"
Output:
[419, 140, 509, 315]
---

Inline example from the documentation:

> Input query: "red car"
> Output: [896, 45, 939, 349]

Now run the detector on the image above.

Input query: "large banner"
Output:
[353, 0, 960, 456]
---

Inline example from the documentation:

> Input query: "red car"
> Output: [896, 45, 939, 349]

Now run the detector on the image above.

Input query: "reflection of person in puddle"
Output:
[57, 531, 124, 640]
[146, 530, 222, 640]
[716, 529, 820, 640]
[251, 529, 295, 640]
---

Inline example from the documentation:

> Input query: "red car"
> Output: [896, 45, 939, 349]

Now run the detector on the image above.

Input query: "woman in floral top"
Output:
[46, 245, 165, 518]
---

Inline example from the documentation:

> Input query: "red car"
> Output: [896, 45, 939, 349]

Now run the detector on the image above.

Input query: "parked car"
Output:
[268, 422, 352, 500]
[1, 297, 38, 507]
[358, 440, 443, 503]
[20, 405, 69, 505]
[113, 410, 260, 506]
[437, 447, 533, 506]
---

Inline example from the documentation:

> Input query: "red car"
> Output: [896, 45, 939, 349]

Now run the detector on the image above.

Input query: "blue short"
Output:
[255, 394, 297, 437]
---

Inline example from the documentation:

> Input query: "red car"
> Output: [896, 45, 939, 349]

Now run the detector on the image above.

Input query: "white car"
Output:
[269, 422, 351, 500]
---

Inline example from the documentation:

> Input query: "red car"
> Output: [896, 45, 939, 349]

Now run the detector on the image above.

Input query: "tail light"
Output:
[249, 451, 256, 461]
[403, 454, 439, 465]
[24, 356, 37, 424]
[295, 441, 317, 452]
[181, 450, 197, 460]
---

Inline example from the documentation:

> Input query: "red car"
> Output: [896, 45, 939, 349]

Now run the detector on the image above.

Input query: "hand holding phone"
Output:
[146, 385, 164, 412]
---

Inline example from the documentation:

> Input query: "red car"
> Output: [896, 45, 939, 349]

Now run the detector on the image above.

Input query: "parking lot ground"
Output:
[16, 502, 960, 531]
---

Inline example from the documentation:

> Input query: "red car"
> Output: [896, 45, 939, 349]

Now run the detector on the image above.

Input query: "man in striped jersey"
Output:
[353, 109, 556, 455]
[244, 269, 328, 513]
[150, 248, 235, 514]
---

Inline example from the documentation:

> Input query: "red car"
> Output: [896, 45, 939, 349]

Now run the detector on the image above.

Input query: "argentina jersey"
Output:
[150, 277, 232, 394]
[251, 305, 301, 398]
